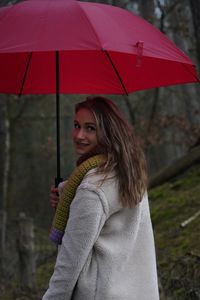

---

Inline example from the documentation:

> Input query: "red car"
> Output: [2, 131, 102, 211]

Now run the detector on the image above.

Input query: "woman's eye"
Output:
[74, 123, 80, 129]
[87, 126, 96, 132]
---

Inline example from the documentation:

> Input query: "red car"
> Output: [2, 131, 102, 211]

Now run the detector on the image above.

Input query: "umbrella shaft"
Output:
[55, 51, 63, 186]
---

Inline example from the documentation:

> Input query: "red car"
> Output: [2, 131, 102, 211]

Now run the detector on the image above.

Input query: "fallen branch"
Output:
[180, 210, 200, 228]
[149, 146, 200, 189]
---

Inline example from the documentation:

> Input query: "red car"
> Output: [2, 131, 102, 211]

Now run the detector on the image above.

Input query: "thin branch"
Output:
[180, 210, 200, 228]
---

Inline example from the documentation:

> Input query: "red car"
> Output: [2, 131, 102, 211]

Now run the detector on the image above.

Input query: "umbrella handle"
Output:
[54, 177, 63, 213]
[55, 176, 63, 187]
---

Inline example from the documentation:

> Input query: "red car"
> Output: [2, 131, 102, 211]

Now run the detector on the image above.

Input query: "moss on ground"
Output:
[1, 164, 200, 300]
[36, 257, 55, 295]
[0, 228, 56, 300]
[149, 163, 200, 300]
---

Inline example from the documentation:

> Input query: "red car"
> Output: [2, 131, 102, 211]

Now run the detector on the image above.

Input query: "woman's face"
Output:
[72, 108, 98, 155]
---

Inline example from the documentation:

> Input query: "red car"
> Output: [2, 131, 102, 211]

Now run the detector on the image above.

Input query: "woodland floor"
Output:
[1, 163, 200, 300]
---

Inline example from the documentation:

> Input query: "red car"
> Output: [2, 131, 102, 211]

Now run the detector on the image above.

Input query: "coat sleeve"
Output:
[42, 185, 107, 300]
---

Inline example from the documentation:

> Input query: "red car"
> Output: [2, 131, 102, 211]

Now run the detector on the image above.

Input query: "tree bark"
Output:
[138, 0, 155, 23]
[0, 210, 7, 274]
[0, 97, 10, 275]
[149, 146, 200, 188]
[16, 212, 36, 291]
[189, 0, 200, 67]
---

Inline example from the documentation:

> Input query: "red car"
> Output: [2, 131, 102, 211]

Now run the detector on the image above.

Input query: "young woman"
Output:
[42, 96, 159, 300]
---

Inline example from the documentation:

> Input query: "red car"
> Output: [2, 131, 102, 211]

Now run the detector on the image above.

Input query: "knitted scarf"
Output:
[49, 154, 106, 244]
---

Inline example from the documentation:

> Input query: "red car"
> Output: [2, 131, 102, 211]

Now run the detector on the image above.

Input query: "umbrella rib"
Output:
[78, 3, 102, 47]
[19, 52, 32, 96]
[103, 50, 128, 95]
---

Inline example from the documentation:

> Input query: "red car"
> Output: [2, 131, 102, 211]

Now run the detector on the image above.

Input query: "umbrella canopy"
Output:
[0, 0, 199, 184]
[0, 0, 199, 95]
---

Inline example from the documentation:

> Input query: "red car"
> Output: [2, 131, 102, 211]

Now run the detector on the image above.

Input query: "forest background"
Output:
[0, 0, 200, 299]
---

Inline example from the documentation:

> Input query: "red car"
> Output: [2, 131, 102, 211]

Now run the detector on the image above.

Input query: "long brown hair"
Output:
[75, 96, 148, 207]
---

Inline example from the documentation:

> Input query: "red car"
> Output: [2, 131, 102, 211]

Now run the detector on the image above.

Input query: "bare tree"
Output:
[189, 0, 200, 68]
[0, 97, 10, 274]
[138, 0, 155, 23]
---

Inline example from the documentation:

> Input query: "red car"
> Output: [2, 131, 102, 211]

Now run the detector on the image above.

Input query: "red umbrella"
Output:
[0, 0, 199, 184]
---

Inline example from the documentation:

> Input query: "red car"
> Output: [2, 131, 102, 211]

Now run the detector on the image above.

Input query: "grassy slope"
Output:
[149, 163, 200, 300]
[1, 164, 200, 300]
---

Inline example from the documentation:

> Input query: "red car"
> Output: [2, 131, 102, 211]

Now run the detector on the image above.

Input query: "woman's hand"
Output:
[50, 186, 59, 209]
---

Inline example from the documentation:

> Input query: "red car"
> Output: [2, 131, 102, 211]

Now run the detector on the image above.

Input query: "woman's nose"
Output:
[76, 128, 85, 139]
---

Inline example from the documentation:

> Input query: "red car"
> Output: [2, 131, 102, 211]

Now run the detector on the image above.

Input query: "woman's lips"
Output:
[75, 142, 89, 148]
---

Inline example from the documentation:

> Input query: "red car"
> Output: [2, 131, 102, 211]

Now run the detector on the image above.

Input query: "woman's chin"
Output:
[74, 144, 98, 156]
[75, 148, 89, 156]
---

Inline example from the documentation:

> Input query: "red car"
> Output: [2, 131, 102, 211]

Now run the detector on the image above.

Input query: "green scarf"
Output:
[49, 154, 106, 244]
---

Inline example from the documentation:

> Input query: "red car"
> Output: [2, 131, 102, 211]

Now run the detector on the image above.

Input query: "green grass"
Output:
[149, 163, 200, 300]
[1, 164, 200, 300]
[0, 227, 56, 300]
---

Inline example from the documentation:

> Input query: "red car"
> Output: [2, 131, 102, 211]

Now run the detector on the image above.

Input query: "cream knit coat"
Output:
[42, 170, 159, 300]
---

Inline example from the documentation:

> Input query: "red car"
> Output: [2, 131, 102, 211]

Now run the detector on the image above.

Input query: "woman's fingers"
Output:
[50, 186, 59, 208]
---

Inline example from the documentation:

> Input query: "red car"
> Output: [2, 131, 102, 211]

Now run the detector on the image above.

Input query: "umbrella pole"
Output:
[55, 51, 63, 187]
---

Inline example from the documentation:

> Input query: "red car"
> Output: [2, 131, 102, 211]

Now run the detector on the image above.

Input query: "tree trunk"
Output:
[189, 0, 200, 68]
[16, 212, 36, 291]
[138, 0, 155, 23]
[0, 97, 10, 275]
[0, 210, 7, 274]
[149, 146, 200, 188]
